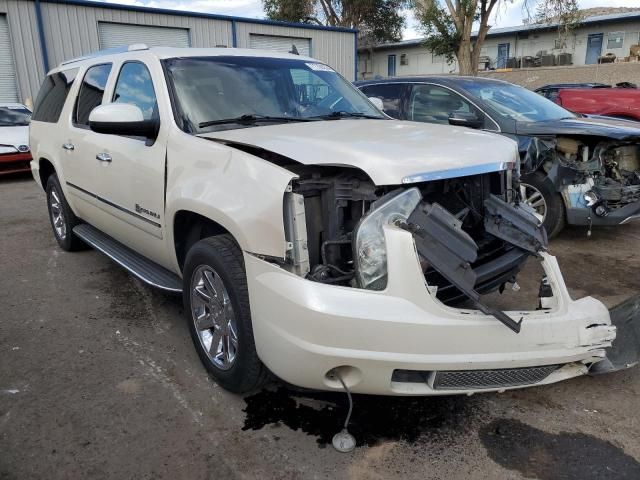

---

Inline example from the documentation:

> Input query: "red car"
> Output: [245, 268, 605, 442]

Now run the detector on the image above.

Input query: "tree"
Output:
[413, 0, 582, 75]
[263, 0, 409, 46]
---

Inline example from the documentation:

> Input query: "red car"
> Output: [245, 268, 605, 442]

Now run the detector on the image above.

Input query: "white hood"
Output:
[0, 125, 29, 150]
[200, 119, 518, 185]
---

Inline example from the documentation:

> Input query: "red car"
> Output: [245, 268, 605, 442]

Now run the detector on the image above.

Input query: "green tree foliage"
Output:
[263, 0, 409, 45]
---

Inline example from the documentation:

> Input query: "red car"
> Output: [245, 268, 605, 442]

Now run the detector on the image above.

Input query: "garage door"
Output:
[0, 14, 19, 103]
[249, 34, 310, 56]
[98, 22, 191, 49]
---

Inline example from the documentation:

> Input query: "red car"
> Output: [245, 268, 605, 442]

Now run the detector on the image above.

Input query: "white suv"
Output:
[29, 45, 628, 395]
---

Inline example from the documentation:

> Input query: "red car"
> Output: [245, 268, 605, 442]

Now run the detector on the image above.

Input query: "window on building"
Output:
[554, 38, 567, 49]
[400, 54, 408, 65]
[74, 63, 112, 127]
[408, 84, 478, 125]
[32, 69, 78, 123]
[607, 32, 624, 49]
[358, 83, 406, 119]
[112, 62, 158, 121]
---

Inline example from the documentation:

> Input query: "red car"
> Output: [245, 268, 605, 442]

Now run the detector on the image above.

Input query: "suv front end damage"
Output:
[522, 134, 640, 227]
[242, 162, 636, 395]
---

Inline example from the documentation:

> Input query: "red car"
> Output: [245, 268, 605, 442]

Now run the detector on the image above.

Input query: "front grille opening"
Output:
[392, 365, 561, 390]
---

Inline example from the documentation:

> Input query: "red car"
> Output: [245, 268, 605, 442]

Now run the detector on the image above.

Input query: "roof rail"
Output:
[60, 43, 149, 66]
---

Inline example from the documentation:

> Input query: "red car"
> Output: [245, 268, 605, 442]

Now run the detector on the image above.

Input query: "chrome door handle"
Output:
[62, 143, 75, 151]
[96, 153, 112, 163]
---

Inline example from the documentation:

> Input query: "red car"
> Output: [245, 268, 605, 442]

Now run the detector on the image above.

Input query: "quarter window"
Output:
[408, 84, 477, 124]
[74, 63, 112, 127]
[32, 69, 78, 123]
[112, 62, 158, 120]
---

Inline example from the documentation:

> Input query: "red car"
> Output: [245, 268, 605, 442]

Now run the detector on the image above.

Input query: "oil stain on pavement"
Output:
[242, 386, 474, 448]
[480, 418, 640, 480]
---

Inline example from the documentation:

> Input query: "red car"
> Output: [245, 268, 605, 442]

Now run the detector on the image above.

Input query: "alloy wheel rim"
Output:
[519, 183, 547, 223]
[49, 187, 67, 240]
[190, 265, 238, 370]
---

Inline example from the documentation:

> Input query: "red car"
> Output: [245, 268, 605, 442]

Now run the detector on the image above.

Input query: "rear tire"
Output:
[46, 174, 84, 251]
[520, 171, 566, 238]
[183, 235, 267, 393]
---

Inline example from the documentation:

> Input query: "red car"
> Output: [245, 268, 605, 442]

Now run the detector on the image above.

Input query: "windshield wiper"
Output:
[311, 111, 382, 120]
[199, 114, 314, 129]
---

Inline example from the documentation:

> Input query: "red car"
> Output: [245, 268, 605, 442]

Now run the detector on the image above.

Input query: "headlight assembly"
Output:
[354, 187, 421, 290]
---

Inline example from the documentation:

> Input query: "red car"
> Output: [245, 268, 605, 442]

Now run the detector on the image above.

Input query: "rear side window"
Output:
[32, 69, 78, 123]
[112, 62, 158, 120]
[74, 63, 112, 127]
[359, 83, 405, 119]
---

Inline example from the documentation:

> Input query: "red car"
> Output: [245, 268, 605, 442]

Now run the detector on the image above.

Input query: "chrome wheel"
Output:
[520, 183, 547, 223]
[190, 265, 238, 370]
[49, 186, 67, 240]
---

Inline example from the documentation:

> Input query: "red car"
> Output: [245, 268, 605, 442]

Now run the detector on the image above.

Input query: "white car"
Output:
[29, 45, 634, 396]
[0, 103, 31, 175]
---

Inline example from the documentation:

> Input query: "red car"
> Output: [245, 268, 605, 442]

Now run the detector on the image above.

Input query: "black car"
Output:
[355, 77, 640, 237]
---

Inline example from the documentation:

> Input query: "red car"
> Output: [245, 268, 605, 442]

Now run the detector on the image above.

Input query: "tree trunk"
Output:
[456, 41, 474, 75]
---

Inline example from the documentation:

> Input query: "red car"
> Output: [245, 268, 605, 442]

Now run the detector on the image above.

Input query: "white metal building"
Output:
[0, 0, 357, 104]
[359, 11, 640, 79]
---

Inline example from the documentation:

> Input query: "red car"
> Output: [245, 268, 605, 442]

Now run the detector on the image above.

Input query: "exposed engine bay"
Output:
[283, 166, 547, 333]
[524, 136, 640, 218]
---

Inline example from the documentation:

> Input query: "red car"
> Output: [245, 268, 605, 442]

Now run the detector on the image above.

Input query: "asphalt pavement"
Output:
[1, 175, 639, 479]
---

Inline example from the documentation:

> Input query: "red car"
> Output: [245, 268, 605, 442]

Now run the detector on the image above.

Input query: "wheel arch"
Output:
[172, 209, 242, 272]
[38, 157, 56, 190]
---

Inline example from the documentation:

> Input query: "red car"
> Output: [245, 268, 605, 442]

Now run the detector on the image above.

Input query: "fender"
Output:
[164, 131, 296, 266]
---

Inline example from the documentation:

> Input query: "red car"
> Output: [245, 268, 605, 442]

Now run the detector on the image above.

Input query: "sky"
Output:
[95, 0, 640, 40]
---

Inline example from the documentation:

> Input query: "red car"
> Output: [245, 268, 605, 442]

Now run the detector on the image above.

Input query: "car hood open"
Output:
[516, 116, 640, 140]
[199, 119, 518, 185]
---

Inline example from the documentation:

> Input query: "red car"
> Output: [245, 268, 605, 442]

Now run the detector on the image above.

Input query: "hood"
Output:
[0, 125, 29, 150]
[199, 119, 518, 185]
[516, 116, 640, 140]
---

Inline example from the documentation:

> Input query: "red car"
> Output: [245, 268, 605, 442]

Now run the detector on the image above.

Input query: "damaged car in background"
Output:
[30, 48, 640, 402]
[356, 77, 640, 237]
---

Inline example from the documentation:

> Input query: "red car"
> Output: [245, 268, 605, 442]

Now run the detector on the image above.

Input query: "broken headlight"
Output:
[354, 188, 422, 290]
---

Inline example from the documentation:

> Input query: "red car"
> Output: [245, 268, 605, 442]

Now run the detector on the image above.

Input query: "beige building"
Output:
[359, 11, 640, 79]
[0, 0, 357, 104]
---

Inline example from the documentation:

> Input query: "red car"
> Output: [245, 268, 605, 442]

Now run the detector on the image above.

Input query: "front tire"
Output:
[46, 174, 84, 251]
[183, 235, 267, 393]
[520, 171, 566, 238]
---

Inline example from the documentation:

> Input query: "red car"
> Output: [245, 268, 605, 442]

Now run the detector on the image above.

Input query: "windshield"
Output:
[0, 106, 31, 126]
[163, 56, 384, 133]
[461, 81, 575, 122]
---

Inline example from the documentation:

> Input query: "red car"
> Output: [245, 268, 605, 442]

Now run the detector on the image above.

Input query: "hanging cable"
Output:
[331, 370, 356, 453]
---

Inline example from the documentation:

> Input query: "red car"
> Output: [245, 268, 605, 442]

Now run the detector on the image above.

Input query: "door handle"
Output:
[62, 143, 75, 151]
[96, 153, 112, 163]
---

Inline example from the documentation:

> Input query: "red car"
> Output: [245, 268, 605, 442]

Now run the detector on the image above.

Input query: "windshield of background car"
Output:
[0, 107, 31, 126]
[163, 56, 384, 133]
[461, 81, 575, 122]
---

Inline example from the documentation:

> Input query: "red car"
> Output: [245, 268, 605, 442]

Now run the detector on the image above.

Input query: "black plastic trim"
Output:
[66, 182, 161, 228]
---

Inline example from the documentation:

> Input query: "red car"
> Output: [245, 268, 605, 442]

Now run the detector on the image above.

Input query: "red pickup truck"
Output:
[552, 88, 640, 121]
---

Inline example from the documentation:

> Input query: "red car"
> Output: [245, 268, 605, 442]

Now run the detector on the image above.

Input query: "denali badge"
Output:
[135, 203, 160, 219]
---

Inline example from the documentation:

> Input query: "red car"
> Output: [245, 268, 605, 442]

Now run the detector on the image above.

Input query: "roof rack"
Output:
[60, 44, 149, 66]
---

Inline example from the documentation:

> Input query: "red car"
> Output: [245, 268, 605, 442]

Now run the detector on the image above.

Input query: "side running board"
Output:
[73, 224, 182, 293]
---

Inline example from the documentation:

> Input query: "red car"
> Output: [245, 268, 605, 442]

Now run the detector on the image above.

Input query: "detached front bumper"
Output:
[566, 200, 640, 226]
[246, 225, 616, 395]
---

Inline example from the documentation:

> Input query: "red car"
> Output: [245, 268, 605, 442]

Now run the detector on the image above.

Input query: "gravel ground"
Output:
[1, 175, 639, 479]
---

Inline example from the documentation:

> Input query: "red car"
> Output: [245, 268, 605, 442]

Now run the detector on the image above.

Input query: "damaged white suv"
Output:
[30, 46, 637, 395]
